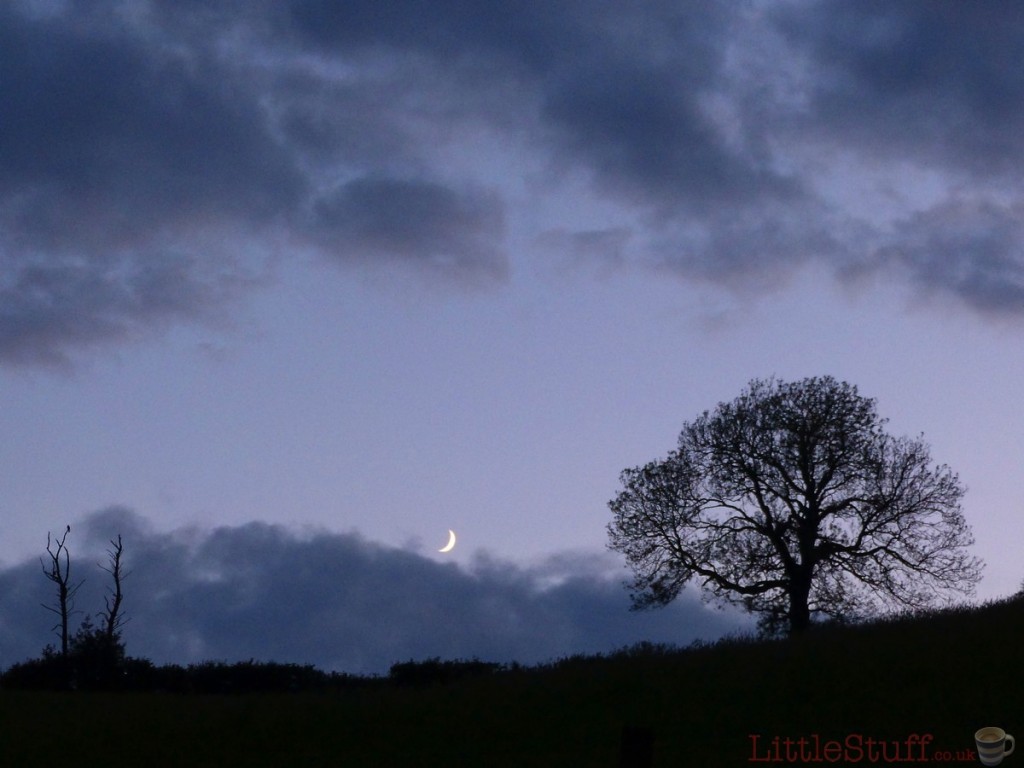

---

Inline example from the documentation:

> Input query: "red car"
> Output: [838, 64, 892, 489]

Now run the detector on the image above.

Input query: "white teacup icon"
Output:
[976, 727, 1015, 766]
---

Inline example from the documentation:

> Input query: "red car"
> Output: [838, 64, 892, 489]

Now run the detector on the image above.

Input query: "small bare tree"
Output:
[98, 534, 129, 642]
[40, 526, 83, 658]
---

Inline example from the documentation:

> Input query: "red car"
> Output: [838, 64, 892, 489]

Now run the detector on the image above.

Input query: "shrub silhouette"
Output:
[2, 616, 127, 691]
[388, 657, 504, 687]
[67, 615, 127, 690]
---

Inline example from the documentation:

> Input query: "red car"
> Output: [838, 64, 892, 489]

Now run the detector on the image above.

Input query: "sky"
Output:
[2, 0, 1024, 672]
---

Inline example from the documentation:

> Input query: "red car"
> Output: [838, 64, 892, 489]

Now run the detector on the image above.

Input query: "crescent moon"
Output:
[438, 529, 457, 553]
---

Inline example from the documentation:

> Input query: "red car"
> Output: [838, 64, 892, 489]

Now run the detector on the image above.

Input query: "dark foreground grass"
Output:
[2, 597, 1021, 766]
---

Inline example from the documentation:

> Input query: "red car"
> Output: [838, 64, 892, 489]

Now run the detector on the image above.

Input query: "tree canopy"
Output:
[607, 376, 983, 635]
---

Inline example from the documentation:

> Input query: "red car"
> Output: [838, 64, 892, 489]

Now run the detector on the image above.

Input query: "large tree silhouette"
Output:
[608, 376, 983, 636]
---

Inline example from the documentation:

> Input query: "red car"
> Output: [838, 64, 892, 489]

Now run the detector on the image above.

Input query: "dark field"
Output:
[2, 597, 1021, 766]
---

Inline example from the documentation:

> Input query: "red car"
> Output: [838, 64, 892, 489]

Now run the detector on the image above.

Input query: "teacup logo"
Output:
[976, 727, 1015, 766]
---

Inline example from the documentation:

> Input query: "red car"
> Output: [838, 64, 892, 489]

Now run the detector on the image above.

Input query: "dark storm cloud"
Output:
[281, 0, 819, 290]
[0, 2, 298, 366]
[0, 6, 301, 221]
[7, 1, 1024, 367]
[272, 0, 1024, 311]
[856, 200, 1024, 316]
[286, 0, 794, 209]
[774, 1, 1024, 176]
[283, 0, 579, 74]
[0, 1, 508, 365]
[0, 508, 746, 675]
[771, 1, 1024, 312]
[0, 254, 241, 367]
[310, 176, 506, 283]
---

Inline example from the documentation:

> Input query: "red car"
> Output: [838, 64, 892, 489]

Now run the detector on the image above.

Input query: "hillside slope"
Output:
[1, 597, 1020, 766]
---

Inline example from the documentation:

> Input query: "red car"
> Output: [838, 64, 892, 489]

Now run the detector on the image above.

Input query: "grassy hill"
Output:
[1, 596, 1021, 766]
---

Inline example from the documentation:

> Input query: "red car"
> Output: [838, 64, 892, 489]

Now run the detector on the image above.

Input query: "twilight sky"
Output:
[2, 1, 1024, 671]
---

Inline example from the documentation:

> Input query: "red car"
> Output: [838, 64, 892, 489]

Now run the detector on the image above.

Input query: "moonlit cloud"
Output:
[0, 509, 746, 674]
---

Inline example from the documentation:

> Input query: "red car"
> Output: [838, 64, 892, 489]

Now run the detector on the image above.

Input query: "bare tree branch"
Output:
[98, 534, 130, 642]
[40, 526, 84, 658]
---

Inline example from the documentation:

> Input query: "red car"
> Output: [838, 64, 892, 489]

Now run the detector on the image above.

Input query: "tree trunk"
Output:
[59, 581, 69, 657]
[788, 569, 812, 634]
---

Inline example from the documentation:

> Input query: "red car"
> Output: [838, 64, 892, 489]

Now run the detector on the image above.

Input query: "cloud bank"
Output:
[4, 1, 1024, 365]
[0, 508, 746, 675]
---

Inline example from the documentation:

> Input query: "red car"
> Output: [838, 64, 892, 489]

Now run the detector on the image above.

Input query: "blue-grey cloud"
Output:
[0, 2, 508, 366]
[0, 253, 248, 367]
[5, 1, 1024, 367]
[309, 176, 506, 283]
[283, 0, 797, 210]
[0, 508, 747, 675]
[774, 1, 1024, 176]
[851, 200, 1024, 316]
[771, 1, 1024, 314]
